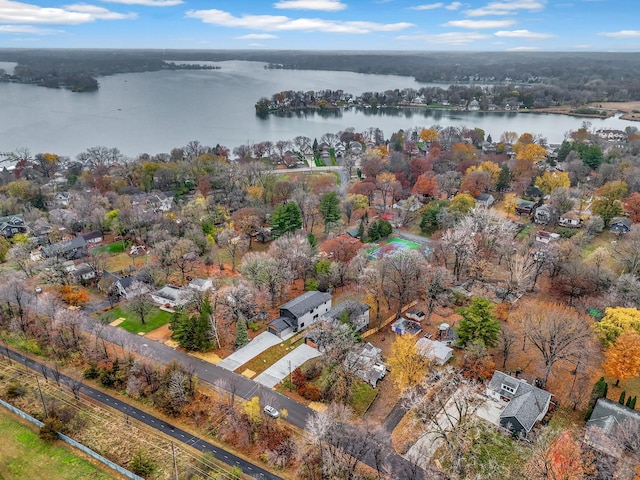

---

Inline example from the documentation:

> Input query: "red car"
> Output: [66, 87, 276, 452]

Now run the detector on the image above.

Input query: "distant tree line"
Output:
[1, 49, 640, 100]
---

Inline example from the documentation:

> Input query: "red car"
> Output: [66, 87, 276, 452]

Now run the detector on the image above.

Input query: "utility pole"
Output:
[171, 442, 179, 480]
[36, 376, 48, 418]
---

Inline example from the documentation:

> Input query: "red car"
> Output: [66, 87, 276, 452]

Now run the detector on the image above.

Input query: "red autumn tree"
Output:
[411, 172, 439, 199]
[623, 192, 640, 223]
[320, 235, 364, 264]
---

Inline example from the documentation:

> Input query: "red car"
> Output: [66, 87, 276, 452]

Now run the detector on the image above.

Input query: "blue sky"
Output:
[0, 0, 638, 51]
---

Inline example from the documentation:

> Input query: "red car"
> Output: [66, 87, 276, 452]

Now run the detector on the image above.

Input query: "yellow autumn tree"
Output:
[452, 142, 478, 162]
[535, 171, 571, 195]
[466, 161, 501, 189]
[243, 396, 262, 426]
[420, 128, 440, 143]
[513, 142, 548, 163]
[387, 334, 431, 392]
[503, 193, 518, 218]
[594, 307, 640, 346]
[449, 193, 476, 215]
[603, 330, 640, 386]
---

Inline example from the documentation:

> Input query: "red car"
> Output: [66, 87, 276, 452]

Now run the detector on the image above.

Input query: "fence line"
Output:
[362, 300, 418, 339]
[0, 399, 143, 480]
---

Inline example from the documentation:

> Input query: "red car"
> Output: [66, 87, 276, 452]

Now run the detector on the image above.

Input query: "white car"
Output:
[34, 286, 42, 294]
[263, 405, 279, 418]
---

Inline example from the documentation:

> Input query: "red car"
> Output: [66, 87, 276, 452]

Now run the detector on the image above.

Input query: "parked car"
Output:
[34, 286, 42, 294]
[263, 405, 279, 418]
[405, 308, 426, 322]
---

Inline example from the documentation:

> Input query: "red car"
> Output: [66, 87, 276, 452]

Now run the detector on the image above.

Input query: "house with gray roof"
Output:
[267, 291, 332, 338]
[585, 398, 640, 459]
[42, 236, 88, 260]
[150, 285, 194, 309]
[322, 301, 370, 332]
[0, 214, 27, 238]
[486, 371, 552, 435]
[344, 342, 386, 387]
[610, 217, 633, 235]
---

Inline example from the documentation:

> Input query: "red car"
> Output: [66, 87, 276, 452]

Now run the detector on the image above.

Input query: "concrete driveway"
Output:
[254, 344, 322, 388]
[217, 332, 282, 371]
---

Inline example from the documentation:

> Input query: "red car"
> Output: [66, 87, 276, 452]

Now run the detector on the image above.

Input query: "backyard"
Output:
[0, 408, 115, 480]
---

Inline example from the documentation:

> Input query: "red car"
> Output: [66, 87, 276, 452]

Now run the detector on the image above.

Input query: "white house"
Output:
[268, 291, 332, 338]
[188, 277, 214, 292]
[150, 285, 194, 309]
[415, 338, 453, 365]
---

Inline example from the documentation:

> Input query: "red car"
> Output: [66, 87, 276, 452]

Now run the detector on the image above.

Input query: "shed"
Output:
[391, 318, 422, 336]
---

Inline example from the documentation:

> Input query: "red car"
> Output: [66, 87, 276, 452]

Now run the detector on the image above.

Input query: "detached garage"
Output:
[415, 338, 453, 365]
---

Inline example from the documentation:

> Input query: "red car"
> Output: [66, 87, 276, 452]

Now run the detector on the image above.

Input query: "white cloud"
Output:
[186, 9, 414, 33]
[599, 30, 640, 38]
[397, 31, 490, 45]
[494, 29, 553, 39]
[101, 0, 182, 6]
[465, 0, 545, 17]
[273, 0, 346, 11]
[443, 19, 517, 28]
[409, 2, 443, 10]
[0, 24, 62, 34]
[0, 0, 135, 24]
[248, 43, 265, 47]
[235, 33, 278, 39]
[505, 46, 541, 51]
[409, 2, 461, 10]
[65, 4, 136, 20]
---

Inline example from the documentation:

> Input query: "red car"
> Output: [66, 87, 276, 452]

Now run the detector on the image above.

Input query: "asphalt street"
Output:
[2, 346, 282, 480]
[13, 290, 424, 478]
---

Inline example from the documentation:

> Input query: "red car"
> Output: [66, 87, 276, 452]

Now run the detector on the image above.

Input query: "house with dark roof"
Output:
[516, 199, 537, 216]
[322, 301, 370, 332]
[0, 214, 27, 238]
[474, 193, 495, 208]
[267, 291, 332, 338]
[81, 231, 103, 245]
[42, 237, 88, 260]
[610, 217, 632, 235]
[100, 271, 150, 300]
[486, 371, 552, 435]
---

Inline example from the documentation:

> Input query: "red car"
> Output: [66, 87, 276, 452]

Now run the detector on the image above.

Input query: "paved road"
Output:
[2, 346, 281, 480]
[17, 291, 425, 478]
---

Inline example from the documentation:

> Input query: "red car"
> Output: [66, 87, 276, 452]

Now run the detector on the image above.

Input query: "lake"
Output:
[0, 60, 636, 159]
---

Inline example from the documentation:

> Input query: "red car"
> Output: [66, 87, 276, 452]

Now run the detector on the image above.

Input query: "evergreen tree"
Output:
[496, 165, 511, 192]
[357, 218, 365, 240]
[236, 318, 249, 347]
[619, 390, 626, 405]
[270, 202, 302, 236]
[307, 232, 317, 248]
[318, 191, 341, 231]
[169, 303, 213, 352]
[626, 395, 633, 407]
[630, 396, 637, 409]
[456, 297, 500, 348]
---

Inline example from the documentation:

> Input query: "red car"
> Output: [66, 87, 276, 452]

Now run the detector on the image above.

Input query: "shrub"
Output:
[129, 450, 156, 477]
[291, 367, 307, 389]
[299, 384, 321, 401]
[5, 382, 27, 398]
[83, 362, 99, 379]
[39, 417, 63, 442]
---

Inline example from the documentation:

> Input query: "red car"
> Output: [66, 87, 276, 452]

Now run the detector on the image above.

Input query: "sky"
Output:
[0, 0, 638, 51]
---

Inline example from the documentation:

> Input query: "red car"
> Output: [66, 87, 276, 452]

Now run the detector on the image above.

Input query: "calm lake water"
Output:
[0, 60, 636, 158]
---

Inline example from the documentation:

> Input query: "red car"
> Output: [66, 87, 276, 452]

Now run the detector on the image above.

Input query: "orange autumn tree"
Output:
[623, 192, 640, 223]
[527, 430, 595, 480]
[59, 285, 90, 306]
[603, 330, 640, 386]
[411, 172, 439, 199]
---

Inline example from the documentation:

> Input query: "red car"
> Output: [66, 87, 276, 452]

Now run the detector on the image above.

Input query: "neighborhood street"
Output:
[13, 291, 425, 478]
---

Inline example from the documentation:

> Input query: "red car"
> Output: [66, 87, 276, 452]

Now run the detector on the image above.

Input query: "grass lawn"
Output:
[606, 374, 640, 406]
[237, 337, 304, 376]
[463, 420, 528, 477]
[103, 306, 173, 334]
[0, 408, 115, 480]
[516, 223, 534, 240]
[349, 379, 378, 416]
[90, 241, 127, 255]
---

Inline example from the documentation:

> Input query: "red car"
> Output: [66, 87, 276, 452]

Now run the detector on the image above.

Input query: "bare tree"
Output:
[127, 288, 154, 325]
[380, 249, 426, 318]
[514, 302, 597, 389]
[216, 228, 249, 273]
